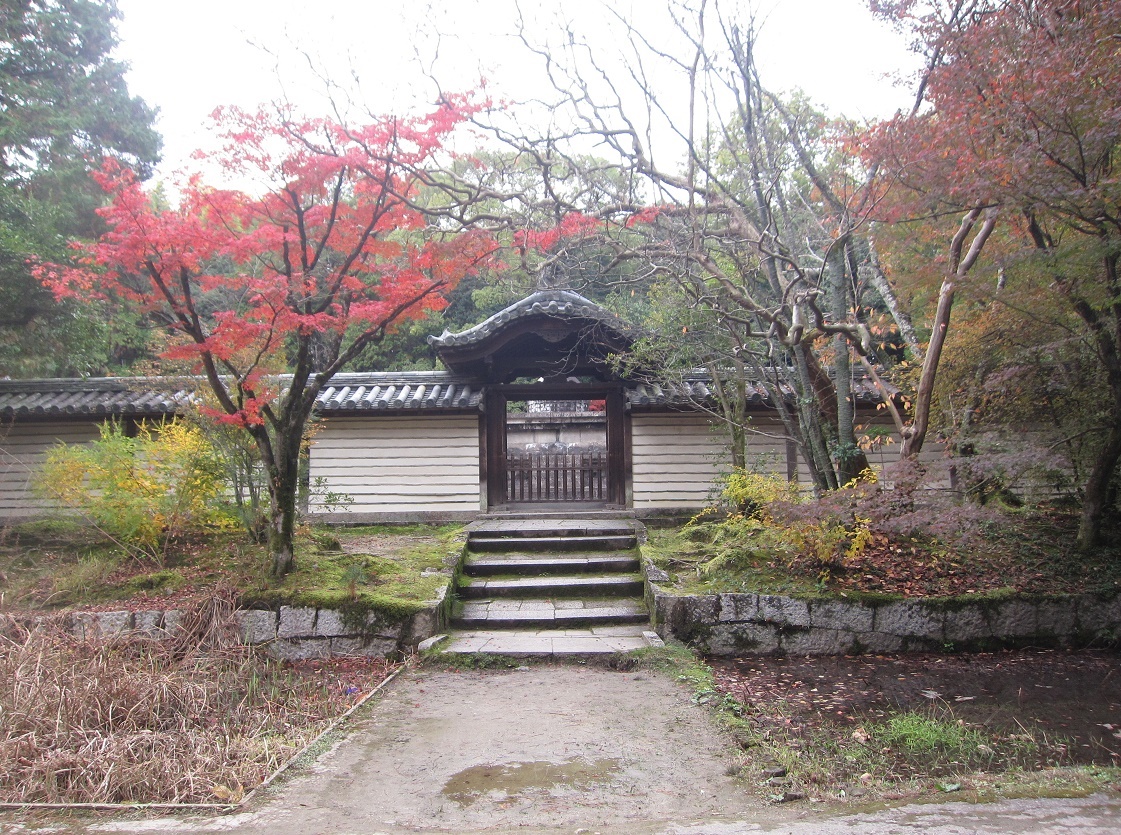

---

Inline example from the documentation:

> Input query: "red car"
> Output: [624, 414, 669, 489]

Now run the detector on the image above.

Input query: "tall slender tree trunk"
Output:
[1074, 250, 1121, 550]
[258, 416, 308, 578]
[268, 473, 298, 577]
[902, 208, 996, 459]
[1076, 413, 1121, 550]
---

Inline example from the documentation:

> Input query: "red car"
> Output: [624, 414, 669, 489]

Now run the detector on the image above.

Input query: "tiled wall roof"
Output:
[0, 370, 889, 418]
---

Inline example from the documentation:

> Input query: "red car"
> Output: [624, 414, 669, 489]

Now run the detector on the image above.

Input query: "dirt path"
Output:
[225, 664, 791, 833]
[4, 663, 1121, 834]
[48, 665, 797, 834]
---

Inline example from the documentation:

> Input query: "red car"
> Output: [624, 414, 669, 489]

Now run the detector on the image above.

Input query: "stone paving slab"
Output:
[442, 627, 654, 655]
[465, 575, 643, 597]
[460, 599, 647, 616]
[471, 518, 637, 535]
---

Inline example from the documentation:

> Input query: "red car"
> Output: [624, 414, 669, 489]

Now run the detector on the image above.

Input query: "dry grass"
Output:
[0, 589, 393, 805]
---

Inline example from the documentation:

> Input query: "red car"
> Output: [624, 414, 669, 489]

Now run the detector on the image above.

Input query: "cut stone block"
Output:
[856, 631, 904, 653]
[314, 609, 350, 637]
[70, 612, 97, 640]
[943, 605, 992, 643]
[404, 609, 437, 644]
[267, 637, 332, 660]
[278, 606, 317, 639]
[874, 600, 944, 639]
[1036, 598, 1077, 637]
[706, 623, 781, 655]
[682, 595, 720, 625]
[329, 636, 398, 657]
[133, 610, 165, 637]
[781, 627, 856, 656]
[718, 593, 760, 623]
[758, 595, 810, 627]
[1076, 595, 1121, 635]
[97, 611, 132, 637]
[810, 600, 874, 633]
[162, 610, 184, 636]
[417, 634, 447, 652]
[989, 600, 1037, 638]
[642, 630, 665, 648]
[236, 609, 278, 644]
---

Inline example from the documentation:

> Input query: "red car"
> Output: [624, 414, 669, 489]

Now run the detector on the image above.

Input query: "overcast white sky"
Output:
[113, 0, 921, 184]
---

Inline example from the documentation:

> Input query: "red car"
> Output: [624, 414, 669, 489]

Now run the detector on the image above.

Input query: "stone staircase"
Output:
[439, 514, 662, 657]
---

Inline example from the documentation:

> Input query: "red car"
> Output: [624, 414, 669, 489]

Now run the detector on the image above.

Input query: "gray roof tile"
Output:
[0, 370, 888, 418]
[428, 289, 635, 351]
[0, 372, 484, 419]
[316, 372, 483, 412]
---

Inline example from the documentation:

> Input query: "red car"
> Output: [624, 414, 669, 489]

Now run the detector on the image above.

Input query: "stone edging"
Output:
[644, 569, 1121, 655]
[17, 586, 451, 660]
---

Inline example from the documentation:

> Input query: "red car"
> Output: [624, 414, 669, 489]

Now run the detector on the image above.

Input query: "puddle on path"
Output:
[442, 758, 623, 806]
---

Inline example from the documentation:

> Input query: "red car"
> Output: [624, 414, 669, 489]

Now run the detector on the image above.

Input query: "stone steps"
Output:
[441, 627, 663, 657]
[459, 574, 645, 599]
[442, 514, 651, 655]
[453, 599, 650, 629]
[467, 534, 638, 553]
[464, 553, 641, 576]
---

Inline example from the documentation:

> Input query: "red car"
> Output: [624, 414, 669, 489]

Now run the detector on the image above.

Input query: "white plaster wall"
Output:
[630, 413, 730, 509]
[308, 414, 481, 514]
[0, 420, 101, 518]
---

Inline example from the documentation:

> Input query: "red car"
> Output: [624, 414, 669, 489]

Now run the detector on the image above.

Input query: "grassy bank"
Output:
[0, 521, 463, 620]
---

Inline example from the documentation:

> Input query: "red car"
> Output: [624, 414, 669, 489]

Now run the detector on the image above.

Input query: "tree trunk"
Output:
[901, 274, 954, 459]
[833, 339, 870, 484]
[794, 346, 838, 492]
[1069, 250, 1121, 551]
[902, 208, 996, 459]
[831, 252, 869, 483]
[261, 419, 307, 578]
[1076, 415, 1121, 550]
[268, 501, 297, 577]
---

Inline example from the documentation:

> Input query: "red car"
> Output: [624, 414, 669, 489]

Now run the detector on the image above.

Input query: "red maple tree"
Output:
[865, 0, 1121, 548]
[39, 99, 496, 575]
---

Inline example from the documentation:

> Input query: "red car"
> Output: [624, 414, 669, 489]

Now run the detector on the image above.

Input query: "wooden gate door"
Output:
[484, 384, 625, 509]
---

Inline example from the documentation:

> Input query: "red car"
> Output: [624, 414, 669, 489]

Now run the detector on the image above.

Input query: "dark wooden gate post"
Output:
[484, 388, 507, 508]
[605, 388, 626, 507]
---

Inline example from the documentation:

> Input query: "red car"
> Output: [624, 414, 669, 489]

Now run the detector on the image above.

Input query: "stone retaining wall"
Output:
[646, 578, 1121, 655]
[38, 587, 450, 660]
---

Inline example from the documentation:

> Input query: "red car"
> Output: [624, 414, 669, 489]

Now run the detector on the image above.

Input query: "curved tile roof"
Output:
[0, 377, 190, 419]
[625, 373, 888, 409]
[316, 372, 483, 412]
[0, 373, 484, 419]
[428, 289, 635, 350]
[0, 370, 888, 418]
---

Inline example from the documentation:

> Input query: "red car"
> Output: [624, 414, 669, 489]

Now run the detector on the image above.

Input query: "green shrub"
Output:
[720, 469, 801, 521]
[36, 420, 232, 562]
[687, 469, 871, 582]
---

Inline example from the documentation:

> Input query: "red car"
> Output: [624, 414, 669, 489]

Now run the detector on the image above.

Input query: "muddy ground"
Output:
[711, 649, 1121, 765]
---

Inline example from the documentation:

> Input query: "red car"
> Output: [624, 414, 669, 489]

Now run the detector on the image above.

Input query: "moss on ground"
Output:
[0, 520, 464, 623]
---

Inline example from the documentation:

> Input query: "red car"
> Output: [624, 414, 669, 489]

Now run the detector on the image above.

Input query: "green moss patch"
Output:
[0, 521, 464, 624]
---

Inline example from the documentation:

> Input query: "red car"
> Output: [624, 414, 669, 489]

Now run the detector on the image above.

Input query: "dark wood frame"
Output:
[481, 382, 627, 509]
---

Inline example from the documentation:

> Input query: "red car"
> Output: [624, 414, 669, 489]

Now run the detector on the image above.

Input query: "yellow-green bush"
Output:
[36, 420, 230, 562]
[720, 469, 801, 521]
[688, 468, 874, 581]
